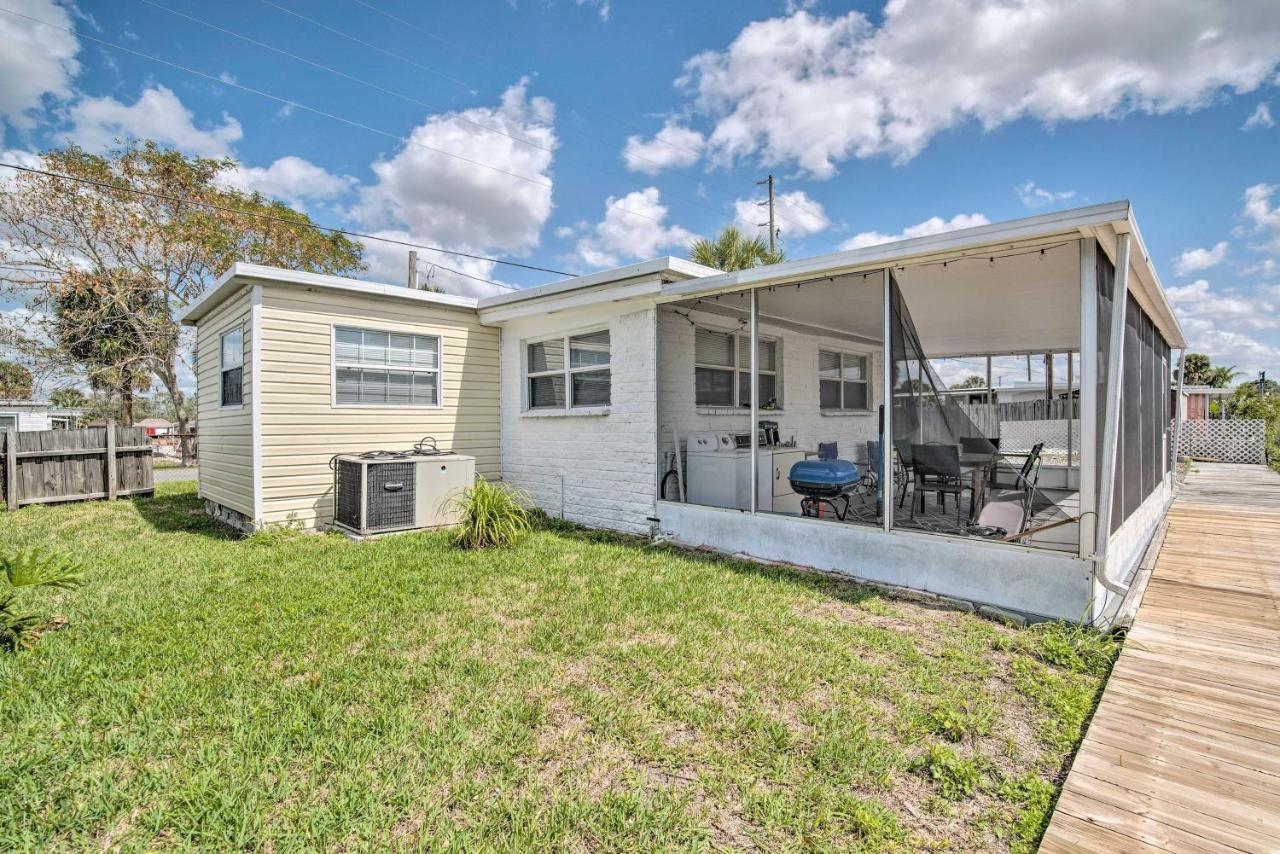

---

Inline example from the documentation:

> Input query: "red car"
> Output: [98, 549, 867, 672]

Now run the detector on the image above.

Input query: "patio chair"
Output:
[892, 438, 915, 508]
[910, 443, 973, 526]
[989, 442, 1044, 490]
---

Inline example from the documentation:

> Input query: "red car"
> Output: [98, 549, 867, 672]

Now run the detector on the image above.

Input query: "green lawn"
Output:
[1, 483, 1115, 851]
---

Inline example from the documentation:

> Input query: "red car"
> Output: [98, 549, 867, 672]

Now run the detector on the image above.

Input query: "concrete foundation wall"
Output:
[1093, 472, 1173, 622]
[657, 500, 1094, 621]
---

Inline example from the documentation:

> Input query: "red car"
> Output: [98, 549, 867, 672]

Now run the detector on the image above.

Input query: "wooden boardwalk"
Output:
[1041, 463, 1280, 853]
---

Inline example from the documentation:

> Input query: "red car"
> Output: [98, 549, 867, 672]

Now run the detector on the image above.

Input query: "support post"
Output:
[1066, 351, 1075, 467]
[408, 249, 418, 289]
[1077, 239, 1098, 560]
[4, 429, 17, 511]
[749, 288, 759, 514]
[985, 355, 993, 435]
[1095, 232, 1131, 562]
[106, 419, 118, 501]
[1045, 353, 1054, 402]
[881, 269, 893, 533]
[1172, 348, 1186, 471]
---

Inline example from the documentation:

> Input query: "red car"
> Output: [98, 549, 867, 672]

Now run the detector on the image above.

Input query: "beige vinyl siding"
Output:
[194, 285, 254, 517]
[257, 284, 499, 527]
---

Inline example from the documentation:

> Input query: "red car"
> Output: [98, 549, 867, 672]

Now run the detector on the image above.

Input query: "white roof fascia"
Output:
[477, 274, 670, 324]
[180, 263, 478, 324]
[475, 256, 718, 311]
[660, 201, 1133, 301]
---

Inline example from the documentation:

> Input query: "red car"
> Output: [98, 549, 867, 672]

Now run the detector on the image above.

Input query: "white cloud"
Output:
[1243, 102, 1275, 130]
[674, 2, 1280, 176]
[1242, 258, 1278, 278]
[840, 213, 988, 251]
[622, 120, 705, 174]
[1167, 279, 1280, 377]
[0, 0, 80, 131]
[218, 156, 355, 209]
[574, 0, 610, 21]
[574, 187, 698, 268]
[68, 85, 243, 157]
[1242, 183, 1280, 251]
[1016, 180, 1076, 209]
[734, 190, 829, 237]
[353, 78, 556, 257]
[553, 225, 575, 238]
[1174, 241, 1229, 276]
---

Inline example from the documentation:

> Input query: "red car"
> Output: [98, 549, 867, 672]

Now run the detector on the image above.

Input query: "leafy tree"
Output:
[951, 375, 985, 390]
[48, 387, 87, 409]
[689, 226, 784, 272]
[0, 141, 363, 454]
[1179, 353, 1212, 385]
[1206, 364, 1241, 388]
[0, 360, 32, 399]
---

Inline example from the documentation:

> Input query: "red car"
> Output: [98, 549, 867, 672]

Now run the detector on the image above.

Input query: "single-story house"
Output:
[0, 399, 83, 432]
[181, 200, 1185, 626]
[137, 417, 177, 437]
[1178, 385, 1233, 420]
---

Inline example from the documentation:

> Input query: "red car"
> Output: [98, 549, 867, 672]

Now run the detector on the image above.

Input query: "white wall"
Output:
[657, 306, 884, 473]
[0, 408, 52, 432]
[499, 303, 658, 534]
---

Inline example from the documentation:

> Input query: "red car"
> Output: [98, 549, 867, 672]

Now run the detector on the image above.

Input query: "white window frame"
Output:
[524, 328, 612, 412]
[818, 349, 872, 412]
[330, 325, 444, 409]
[693, 326, 781, 408]
[219, 326, 244, 410]
[0, 413, 17, 432]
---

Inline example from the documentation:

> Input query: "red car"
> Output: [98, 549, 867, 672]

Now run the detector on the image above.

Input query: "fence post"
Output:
[4, 429, 16, 511]
[106, 420, 118, 501]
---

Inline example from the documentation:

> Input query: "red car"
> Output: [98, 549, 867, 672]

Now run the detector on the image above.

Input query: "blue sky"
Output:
[2, 0, 1280, 385]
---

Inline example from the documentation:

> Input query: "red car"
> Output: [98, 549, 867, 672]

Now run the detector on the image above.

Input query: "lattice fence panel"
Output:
[1178, 419, 1266, 464]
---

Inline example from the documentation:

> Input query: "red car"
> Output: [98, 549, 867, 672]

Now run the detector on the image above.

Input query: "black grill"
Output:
[365, 461, 415, 531]
[335, 459, 363, 530]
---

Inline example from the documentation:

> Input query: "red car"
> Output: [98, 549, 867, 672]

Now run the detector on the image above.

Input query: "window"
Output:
[220, 328, 243, 407]
[0, 414, 16, 432]
[333, 326, 441, 407]
[694, 327, 779, 408]
[527, 329, 611, 410]
[819, 350, 870, 411]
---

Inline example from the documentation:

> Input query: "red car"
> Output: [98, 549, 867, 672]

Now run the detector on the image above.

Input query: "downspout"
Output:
[1091, 232, 1132, 596]
[881, 269, 893, 532]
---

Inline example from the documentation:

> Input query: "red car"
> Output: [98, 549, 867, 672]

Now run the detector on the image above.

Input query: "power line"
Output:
[414, 258, 515, 292]
[0, 161, 576, 277]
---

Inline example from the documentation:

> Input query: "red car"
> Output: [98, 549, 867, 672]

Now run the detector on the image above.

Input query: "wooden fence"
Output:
[996, 398, 1079, 422]
[1, 422, 153, 510]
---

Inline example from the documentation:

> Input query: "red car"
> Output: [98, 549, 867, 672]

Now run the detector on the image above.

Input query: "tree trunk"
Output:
[119, 366, 135, 426]
[156, 361, 192, 466]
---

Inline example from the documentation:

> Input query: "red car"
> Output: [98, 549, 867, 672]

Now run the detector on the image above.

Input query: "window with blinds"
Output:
[220, 327, 243, 407]
[527, 329, 611, 410]
[818, 350, 870, 411]
[333, 326, 441, 406]
[693, 326, 779, 407]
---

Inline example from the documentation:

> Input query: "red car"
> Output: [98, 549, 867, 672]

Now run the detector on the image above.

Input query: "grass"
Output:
[0, 483, 1118, 851]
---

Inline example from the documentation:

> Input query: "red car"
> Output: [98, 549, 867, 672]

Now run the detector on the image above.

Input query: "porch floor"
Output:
[1040, 462, 1280, 852]
[799, 485, 1080, 553]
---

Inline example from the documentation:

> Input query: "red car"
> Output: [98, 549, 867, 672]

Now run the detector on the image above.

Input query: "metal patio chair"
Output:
[911, 442, 973, 526]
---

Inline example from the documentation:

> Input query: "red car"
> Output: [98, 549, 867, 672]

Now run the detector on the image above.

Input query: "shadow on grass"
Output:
[132, 484, 242, 540]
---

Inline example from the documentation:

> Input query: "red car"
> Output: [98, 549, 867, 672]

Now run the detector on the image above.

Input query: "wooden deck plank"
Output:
[1040, 463, 1280, 853]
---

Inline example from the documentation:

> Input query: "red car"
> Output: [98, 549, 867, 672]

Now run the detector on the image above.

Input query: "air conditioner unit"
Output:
[332, 451, 475, 537]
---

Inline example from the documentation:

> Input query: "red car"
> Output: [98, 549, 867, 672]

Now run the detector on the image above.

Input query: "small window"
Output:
[0, 413, 17, 432]
[694, 327, 779, 407]
[334, 326, 441, 407]
[819, 350, 870, 411]
[220, 328, 243, 407]
[526, 329, 611, 410]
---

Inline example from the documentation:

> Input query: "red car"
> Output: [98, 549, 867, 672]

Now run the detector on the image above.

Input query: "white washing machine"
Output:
[685, 432, 805, 513]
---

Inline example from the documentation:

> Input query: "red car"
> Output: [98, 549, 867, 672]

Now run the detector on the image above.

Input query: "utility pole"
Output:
[756, 174, 777, 255]
[407, 249, 418, 289]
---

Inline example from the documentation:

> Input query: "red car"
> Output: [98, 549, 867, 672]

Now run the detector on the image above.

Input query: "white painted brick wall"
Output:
[500, 305, 658, 534]
[657, 306, 885, 474]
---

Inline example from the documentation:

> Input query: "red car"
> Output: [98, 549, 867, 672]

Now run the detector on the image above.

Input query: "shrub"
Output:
[451, 477, 533, 549]
[1, 548, 84, 651]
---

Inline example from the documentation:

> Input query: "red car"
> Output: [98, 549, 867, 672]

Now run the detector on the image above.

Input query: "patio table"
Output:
[959, 451, 996, 522]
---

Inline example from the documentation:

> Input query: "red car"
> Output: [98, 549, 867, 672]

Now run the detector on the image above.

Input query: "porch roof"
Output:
[660, 200, 1186, 353]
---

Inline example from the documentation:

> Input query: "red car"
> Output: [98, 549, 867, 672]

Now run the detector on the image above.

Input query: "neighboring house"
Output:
[181, 200, 1185, 626]
[0, 399, 83, 432]
[1178, 385, 1233, 420]
[137, 417, 176, 437]
[942, 380, 1080, 406]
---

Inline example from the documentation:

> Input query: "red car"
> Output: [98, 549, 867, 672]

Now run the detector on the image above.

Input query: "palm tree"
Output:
[1207, 365, 1241, 388]
[689, 226, 784, 272]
